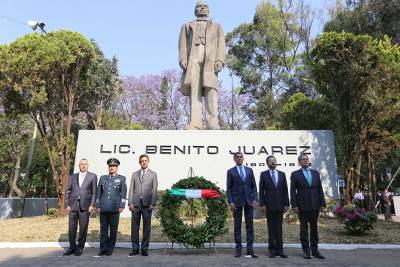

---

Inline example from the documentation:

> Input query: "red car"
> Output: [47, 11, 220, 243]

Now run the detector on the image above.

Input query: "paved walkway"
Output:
[1, 248, 399, 267]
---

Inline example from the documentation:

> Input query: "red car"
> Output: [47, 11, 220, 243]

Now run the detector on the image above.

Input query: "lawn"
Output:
[1, 215, 399, 244]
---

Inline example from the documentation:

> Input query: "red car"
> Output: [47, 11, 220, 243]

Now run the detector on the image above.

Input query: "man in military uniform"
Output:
[96, 158, 127, 256]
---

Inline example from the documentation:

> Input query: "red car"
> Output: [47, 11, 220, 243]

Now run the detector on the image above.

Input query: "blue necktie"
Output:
[239, 166, 245, 182]
[305, 170, 312, 187]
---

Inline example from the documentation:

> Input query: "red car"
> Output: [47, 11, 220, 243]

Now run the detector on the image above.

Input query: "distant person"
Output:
[382, 189, 392, 220]
[63, 159, 97, 256]
[354, 188, 365, 209]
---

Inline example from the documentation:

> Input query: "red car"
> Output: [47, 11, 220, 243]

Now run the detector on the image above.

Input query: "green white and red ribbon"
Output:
[169, 188, 220, 199]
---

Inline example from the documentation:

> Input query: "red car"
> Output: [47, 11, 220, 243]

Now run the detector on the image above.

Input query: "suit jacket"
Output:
[96, 174, 127, 212]
[290, 169, 326, 212]
[226, 166, 258, 207]
[259, 169, 289, 212]
[64, 172, 97, 211]
[179, 19, 225, 94]
[128, 169, 158, 207]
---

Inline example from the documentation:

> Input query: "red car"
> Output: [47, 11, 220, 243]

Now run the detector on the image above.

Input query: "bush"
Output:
[47, 208, 59, 219]
[284, 207, 299, 224]
[323, 197, 339, 217]
[333, 206, 377, 235]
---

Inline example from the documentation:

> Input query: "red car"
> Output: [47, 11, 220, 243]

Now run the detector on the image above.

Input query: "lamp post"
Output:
[27, 20, 46, 34]
[230, 72, 234, 130]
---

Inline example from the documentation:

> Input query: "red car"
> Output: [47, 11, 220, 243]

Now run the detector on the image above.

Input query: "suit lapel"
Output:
[299, 169, 312, 187]
[75, 173, 81, 189]
[233, 167, 244, 184]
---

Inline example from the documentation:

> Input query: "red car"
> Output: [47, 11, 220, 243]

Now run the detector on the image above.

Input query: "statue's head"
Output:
[194, 0, 209, 18]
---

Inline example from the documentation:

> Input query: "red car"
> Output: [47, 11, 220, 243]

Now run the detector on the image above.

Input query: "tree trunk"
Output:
[9, 154, 23, 198]
[17, 120, 38, 217]
[367, 149, 377, 211]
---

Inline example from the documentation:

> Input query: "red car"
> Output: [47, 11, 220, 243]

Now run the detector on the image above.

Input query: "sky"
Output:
[1, 0, 333, 87]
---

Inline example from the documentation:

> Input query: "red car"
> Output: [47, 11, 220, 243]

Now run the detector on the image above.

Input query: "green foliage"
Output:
[310, 32, 400, 202]
[226, 0, 313, 128]
[47, 208, 59, 219]
[159, 177, 228, 248]
[284, 207, 299, 224]
[324, 0, 400, 43]
[280, 92, 336, 130]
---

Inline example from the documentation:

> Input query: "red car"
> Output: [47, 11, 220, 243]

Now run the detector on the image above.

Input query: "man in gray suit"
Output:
[63, 158, 97, 256]
[128, 154, 158, 256]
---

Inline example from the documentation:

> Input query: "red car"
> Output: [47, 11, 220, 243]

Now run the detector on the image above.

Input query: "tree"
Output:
[117, 69, 189, 130]
[226, 0, 315, 128]
[310, 32, 400, 205]
[325, 0, 400, 43]
[81, 41, 121, 130]
[0, 31, 96, 212]
[280, 92, 336, 130]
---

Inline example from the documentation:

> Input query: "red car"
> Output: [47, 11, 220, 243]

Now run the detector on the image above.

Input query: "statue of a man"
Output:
[179, 0, 225, 130]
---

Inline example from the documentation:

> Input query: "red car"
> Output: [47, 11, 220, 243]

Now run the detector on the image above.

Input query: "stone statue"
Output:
[179, 0, 225, 130]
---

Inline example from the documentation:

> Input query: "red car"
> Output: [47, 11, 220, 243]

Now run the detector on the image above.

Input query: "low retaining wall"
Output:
[0, 198, 58, 219]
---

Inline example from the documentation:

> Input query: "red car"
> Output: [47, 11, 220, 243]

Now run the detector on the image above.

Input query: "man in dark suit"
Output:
[63, 158, 97, 256]
[227, 152, 258, 258]
[259, 155, 289, 258]
[290, 154, 326, 259]
[128, 154, 158, 256]
[96, 158, 127, 256]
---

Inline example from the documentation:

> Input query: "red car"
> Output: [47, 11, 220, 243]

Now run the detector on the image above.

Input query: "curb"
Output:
[0, 242, 400, 250]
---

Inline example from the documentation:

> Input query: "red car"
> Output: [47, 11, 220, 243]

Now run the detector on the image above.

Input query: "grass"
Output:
[1, 215, 399, 244]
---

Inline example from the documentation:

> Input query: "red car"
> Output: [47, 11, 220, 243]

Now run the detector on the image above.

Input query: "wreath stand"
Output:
[163, 167, 218, 255]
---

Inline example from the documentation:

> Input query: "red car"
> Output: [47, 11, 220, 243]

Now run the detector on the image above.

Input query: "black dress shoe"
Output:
[98, 251, 106, 256]
[75, 250, 82, 256]
[129, 250, 139, 256]
[312, 251, 325, 259]
[267, 250, 276, 258]
[105, 251, 112, 256]
[63, 249, 75, 256]
[234, 251, 241, 258]
[246, 252, 258, 258]
[277, 251, 288, 258]
[141, 250, 148, 256]
[303, 249, 311, 259]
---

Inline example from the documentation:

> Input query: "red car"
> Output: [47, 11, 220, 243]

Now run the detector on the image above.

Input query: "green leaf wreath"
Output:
[159, 176, 228, 248]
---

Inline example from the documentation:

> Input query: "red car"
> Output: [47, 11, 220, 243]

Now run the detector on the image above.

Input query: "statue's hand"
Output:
[179, 60, 187, 71]
[214, 61, 223, 72]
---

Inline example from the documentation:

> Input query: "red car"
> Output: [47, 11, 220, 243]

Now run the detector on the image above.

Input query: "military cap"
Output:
[107, 158, 120, 166]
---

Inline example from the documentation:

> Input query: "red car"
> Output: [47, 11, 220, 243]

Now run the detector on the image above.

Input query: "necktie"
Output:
[239, 166, 245, 182]
[272, 171, 278, 187]
[140, 170, 145, 183]
[305, 170, 312, 187]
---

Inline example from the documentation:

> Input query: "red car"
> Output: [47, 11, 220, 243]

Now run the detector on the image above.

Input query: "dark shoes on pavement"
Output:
[268, 250, 288, 258]
[129, 250, 148, 256]
[141, 250, 149, 256]
[303, 248, 311, 259]
[246, 251, 258, 258]
[63, 249, 75, 256]
[312, 250, 325, 259]
[129, 250, 139, 256]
